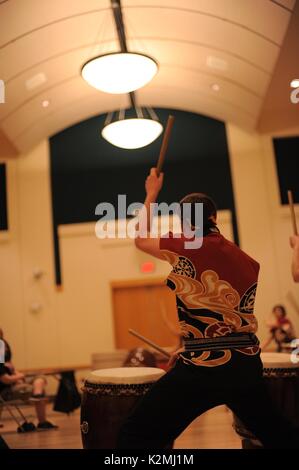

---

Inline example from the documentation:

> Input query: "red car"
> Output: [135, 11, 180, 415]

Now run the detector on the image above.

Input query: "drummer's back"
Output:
[179, 231, 260, 294]
[197, 232, 259, 285]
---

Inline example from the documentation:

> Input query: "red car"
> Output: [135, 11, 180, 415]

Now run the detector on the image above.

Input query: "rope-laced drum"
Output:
[233, 352, 299, 448]
[80, 367, 165, 449]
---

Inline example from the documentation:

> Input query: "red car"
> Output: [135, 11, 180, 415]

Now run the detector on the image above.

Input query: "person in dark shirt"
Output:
[0, 328, 56, 429]
[117, 168, 299, 449]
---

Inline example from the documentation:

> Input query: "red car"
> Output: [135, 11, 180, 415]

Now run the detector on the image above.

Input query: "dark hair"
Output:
[179, 192, 217, 230]
[273, 305, 286, 317]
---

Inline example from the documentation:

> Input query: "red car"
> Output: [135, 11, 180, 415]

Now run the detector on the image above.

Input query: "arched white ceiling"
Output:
[0, 0, 296, 153]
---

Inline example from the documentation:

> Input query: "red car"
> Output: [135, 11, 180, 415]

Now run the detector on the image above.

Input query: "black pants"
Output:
[117, 354, 299, 449]
[0, 435, 9, 449]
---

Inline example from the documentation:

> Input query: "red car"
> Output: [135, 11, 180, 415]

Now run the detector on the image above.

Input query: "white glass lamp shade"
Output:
[81, 52, 158, 94]
[102, 118, 163, 149]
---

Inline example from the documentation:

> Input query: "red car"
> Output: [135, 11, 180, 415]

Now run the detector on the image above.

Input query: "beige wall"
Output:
[1, 124, 299, 371]
[0, 159, 24, 367]
[260, 127, 299, 335]
[227, 123, 299, 341]
[0, 142, 60, 370]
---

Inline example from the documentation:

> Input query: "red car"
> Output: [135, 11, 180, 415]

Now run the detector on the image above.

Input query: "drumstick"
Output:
[156, 115, 175, 176]
[287, 190, 298, 235]
[128, 329, 171, 358]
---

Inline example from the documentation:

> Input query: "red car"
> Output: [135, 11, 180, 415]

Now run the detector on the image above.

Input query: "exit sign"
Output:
[140, 261, 155, 273]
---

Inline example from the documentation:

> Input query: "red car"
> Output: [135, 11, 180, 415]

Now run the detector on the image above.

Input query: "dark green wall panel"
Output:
[50, 108, 238, 284]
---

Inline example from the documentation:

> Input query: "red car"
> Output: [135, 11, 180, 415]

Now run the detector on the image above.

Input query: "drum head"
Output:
[261, 352, 298, 369]
[85, 367, 165, 385]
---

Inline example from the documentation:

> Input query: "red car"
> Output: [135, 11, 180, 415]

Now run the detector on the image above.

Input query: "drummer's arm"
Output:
[135, 168, 165, 261]
[135, 236, 164, 260]
[0, 372, 25, 385]
[290, 235, 299, 282]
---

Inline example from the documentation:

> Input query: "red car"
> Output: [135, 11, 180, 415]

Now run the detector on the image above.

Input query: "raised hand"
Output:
[145, 168, 164, 198]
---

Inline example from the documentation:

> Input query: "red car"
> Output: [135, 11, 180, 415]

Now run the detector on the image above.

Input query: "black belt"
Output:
[183, 333, 259, 352]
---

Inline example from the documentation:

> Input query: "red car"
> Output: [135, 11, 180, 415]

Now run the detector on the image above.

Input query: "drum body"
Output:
[233, 353, 299, 448]
[80, 367, 165, 449]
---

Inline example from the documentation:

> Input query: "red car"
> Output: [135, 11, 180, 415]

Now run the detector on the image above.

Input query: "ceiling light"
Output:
[102, 118, 163, 149]
[211, 83, 220, 92]
[42, 100, 50, 108]
[290, 79, 299, 88]
[82, 52, 158, 94]
[92, 1, 162, 150]
[101, 107, 163, 149]
[81, 1, 158, 94]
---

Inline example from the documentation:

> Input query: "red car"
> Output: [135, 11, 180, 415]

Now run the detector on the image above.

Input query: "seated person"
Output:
[0, 328, 57, 429]
[261, 305, 296, 352]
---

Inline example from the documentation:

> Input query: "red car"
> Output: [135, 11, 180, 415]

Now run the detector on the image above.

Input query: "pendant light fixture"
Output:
[102, 106, 163, 149]
[97, 0, 163, 149]
[81, 0, 158, 94]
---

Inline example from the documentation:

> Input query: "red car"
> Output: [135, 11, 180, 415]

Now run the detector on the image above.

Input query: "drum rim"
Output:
[85, 366, 165, 385]
[261, 352, 298, 370]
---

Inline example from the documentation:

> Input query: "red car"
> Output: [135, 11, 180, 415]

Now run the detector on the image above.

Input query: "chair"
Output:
[0, 393, 36, 433]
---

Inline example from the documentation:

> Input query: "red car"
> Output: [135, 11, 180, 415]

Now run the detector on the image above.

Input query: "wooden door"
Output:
[111, 279, 179, 350]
